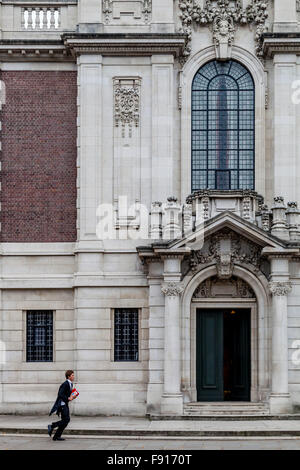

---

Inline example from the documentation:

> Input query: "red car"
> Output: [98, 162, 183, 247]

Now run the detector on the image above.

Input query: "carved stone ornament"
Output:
[193, 275, 255, 299]
[269, 282, 292, 297]
[103, 0, 152, 25]
[217, 253, 233, 279]
[161, 282, 184, 297]
[114, 78, 141, 138]
[189, 229, 263, 276]
[178, 0, 269, 61]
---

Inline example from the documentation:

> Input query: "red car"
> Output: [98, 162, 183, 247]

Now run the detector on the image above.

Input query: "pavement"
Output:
[1, 435, 300, 450]
[2, 415, 300, 438]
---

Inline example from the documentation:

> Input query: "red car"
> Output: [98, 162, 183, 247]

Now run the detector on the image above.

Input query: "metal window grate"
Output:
[114, 309, 139, 362]
[192, 60, 255, 191]
[26, 311, 53, 362]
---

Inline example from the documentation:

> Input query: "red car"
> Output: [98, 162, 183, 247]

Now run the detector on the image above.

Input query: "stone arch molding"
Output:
[180, 263, 271, 403]
[180, 45, 266, 201]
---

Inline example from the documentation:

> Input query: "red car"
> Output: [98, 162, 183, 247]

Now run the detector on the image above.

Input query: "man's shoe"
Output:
[53, 437, 65, 441]
[48, 425, 53, 437]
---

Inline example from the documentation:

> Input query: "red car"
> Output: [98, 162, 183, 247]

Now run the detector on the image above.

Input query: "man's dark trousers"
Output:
[51, 405, 70, 439]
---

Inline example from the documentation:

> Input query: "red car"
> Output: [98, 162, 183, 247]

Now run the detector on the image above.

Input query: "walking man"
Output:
[48, 370, 75, 441]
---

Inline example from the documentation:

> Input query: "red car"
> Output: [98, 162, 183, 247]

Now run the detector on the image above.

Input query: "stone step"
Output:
[183, 402, 270, 416]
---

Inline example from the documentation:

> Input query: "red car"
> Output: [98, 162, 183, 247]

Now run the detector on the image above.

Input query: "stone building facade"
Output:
[1, 0, 300, 417]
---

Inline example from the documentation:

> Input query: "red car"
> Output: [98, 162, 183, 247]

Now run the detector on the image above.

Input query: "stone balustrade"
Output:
[0, 1, 78, 39]
[147, 192, 300, 243]
[22, 7, 60, 30]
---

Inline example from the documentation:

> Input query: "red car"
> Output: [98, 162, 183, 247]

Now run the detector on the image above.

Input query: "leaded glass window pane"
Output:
[192, 60, 255, 191]
[114, 309, 139, 362]
[26, 311, 53, 362]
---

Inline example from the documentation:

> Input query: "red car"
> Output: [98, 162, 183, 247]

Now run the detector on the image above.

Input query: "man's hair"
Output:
[65, 370, 74, 379]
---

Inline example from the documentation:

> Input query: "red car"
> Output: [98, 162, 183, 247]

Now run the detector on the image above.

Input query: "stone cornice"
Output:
[0, 39, 73, 60]
[262, 247, 300, 259]
[262, 33, 300, 58]
[62, 33, 187, 57]
[137, 246, 191, 263]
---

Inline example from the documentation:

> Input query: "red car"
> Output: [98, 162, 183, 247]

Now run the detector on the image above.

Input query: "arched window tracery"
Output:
[192, 60, 255, 191]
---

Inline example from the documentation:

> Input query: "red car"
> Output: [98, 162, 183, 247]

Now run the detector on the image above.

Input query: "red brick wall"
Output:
[0, 71, 77, 242]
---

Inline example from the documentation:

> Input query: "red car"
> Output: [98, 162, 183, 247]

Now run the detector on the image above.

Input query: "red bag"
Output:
[71, 388, 79, 400]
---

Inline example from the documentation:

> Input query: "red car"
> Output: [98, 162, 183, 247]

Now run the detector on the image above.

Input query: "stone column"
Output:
[160, 256, 184, 415]
[273, 54, 297, 203]
[273, 0, 297, 32]
[269, 256, 293, 414]
[146, 259, 164, 415]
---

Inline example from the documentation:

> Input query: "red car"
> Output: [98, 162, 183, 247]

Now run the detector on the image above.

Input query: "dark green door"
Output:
[224, 309, 251, 401]
[196, 310, 223, 401]
[196, 309, 251, 402]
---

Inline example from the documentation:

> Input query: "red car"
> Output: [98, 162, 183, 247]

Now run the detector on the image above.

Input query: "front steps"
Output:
[183, 402, 270, 417]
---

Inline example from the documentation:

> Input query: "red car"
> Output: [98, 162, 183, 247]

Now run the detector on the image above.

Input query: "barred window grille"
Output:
[114, 309, 139, 362]
[26, 311, 53, 362]
[192, 60, 255, 191]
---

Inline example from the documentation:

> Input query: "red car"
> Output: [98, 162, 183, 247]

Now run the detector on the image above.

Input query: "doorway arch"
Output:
[181, 265, 271, 404]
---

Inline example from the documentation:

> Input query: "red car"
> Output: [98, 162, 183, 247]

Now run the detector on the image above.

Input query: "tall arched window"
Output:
[192, 60, 255, 191]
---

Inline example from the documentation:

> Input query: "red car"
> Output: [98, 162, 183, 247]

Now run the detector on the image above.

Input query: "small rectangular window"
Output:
[114, 309, 139, 362]
[26, 311, 53, 362]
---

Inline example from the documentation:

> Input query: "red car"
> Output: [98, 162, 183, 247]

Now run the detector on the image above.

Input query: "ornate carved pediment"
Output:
[193, 275, 255, 298]
[178, 0, 269, 60]
[189, 228, 269, 278]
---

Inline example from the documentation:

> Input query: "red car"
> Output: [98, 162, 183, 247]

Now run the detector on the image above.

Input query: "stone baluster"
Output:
[162, 197, 182, 241]
[27, 8, 33, 29]
[193, 195, 209, 231]
[34, 8, 40, 29]
[42, 8, 48, 29]
[50, 8, 55, 29]
[271, 197, 289, 240]
[183, 203, 193, 236]
[261, 204, 271, 232]
[286, 202, 300, 241]
[150, 202, 162, 240]
[242, 194, 254, 223]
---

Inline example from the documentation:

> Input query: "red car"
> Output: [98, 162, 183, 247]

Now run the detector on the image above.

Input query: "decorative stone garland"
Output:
[178, 0, 269, 61]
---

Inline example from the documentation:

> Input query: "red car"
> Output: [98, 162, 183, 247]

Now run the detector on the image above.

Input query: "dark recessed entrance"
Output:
[196, 309, 251, 402]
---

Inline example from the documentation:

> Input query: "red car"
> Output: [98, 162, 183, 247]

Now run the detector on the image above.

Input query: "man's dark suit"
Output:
[49, 380, 72, 439]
